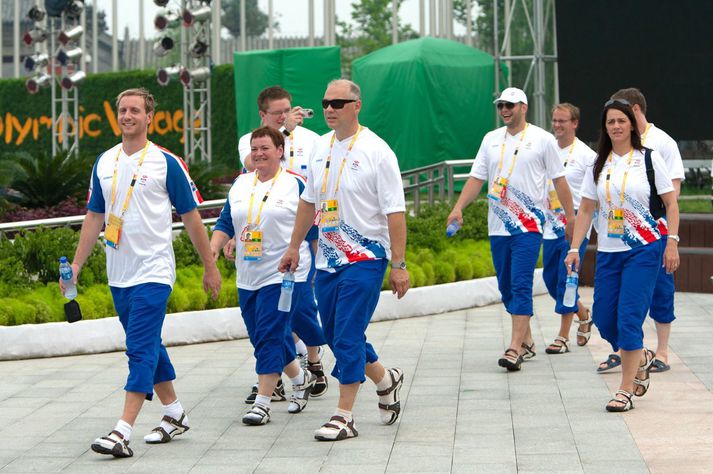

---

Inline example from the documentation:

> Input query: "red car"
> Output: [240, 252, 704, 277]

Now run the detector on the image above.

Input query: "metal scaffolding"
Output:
[493, 0, 558, 128]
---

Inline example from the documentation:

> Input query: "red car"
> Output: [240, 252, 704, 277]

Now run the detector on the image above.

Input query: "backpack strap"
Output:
[644, 147, 666, 220]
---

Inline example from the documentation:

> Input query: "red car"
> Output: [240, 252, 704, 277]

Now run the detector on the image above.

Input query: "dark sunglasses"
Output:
[321, 99, 357, 110]
[604, 98, 631, 107]
[496, 102, 516, 110]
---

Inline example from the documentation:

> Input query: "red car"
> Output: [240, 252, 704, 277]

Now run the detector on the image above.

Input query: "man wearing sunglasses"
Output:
[238, 86, 319, 177]
[447, 87, 575, 371]
[594, 88, 684, 375]
[280, 79, 410, 442]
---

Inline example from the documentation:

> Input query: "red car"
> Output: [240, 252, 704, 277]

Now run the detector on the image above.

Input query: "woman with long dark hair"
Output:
[564, 99, 680, 412]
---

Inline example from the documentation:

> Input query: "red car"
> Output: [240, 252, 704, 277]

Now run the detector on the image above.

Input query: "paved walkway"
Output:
[1, 289, 712, 473]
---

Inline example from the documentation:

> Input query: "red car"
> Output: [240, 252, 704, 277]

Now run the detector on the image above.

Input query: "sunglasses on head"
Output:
[496, 102, 517, 110]
[604, 98, 631, 107]
[321, 99, 357, 110]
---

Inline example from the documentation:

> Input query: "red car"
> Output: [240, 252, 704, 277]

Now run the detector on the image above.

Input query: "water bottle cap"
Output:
[60, 256, 68, 263]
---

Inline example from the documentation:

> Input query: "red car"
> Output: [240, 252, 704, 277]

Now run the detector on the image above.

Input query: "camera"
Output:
[301, 108, 314, 119]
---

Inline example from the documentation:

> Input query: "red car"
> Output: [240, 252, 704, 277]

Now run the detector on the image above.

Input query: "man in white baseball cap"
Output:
[448, 86, 575, 372]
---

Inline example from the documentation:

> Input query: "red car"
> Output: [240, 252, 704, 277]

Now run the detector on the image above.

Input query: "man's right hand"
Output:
[283, 107, 305, 132]
[278, 247, 300, 273]
[223, 238, 236, 261]
[446, 208, 464, 228]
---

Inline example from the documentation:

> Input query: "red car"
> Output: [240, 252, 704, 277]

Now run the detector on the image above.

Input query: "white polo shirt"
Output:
[543, 138, 597, 240]
[87, 142, 202, 288]
[302, 127, 405, 270]
[580, 148, 674, 252]
[238, 125, 320, 177]
[214, 170, 311, 290]
[470, 124, 565, 236]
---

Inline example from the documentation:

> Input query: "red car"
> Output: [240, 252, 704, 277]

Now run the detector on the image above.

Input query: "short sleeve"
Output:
[580, 165, 598, 201]
[238, 133, 252, 169]
[301, 145, 317, 204]
[651, 150, 674, 196]
[659, 139, 685, 181]
[376, 146, 406, 215]
[87, 155, 105, 213]
[544, 134, 566, 180]
[213, 200, 235, 238]
[470, 138, 490, 180]
[164, 152, 200, 215]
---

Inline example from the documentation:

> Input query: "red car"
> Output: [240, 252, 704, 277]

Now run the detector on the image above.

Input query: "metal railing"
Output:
[0, 160, 476, 233]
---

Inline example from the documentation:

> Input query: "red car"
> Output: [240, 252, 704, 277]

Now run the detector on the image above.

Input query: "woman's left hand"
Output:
[663, 239, 680, 274]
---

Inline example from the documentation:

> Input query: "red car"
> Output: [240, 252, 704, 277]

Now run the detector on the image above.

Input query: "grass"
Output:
[679, 199, 713, 214]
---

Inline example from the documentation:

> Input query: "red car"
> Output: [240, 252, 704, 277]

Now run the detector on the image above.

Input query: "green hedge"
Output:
[0, 65, 237, 167]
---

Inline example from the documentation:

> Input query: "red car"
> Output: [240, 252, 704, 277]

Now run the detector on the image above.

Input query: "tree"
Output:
[338, 0, 419, 75]
[222, 0, 277, 38]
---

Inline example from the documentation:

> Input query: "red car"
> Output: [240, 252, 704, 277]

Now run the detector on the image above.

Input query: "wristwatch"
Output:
[391, 261, 407, 270]
[668, 234, 680, 243]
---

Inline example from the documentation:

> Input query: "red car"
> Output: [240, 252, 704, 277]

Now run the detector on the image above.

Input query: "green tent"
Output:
[352, 37, 500, 171]
[233, 46, 341, 140]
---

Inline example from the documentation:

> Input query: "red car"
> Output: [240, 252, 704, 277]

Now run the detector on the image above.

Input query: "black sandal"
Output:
[498, 348, 523, 371]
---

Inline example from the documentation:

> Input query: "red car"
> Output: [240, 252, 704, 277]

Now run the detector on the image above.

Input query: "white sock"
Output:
[291, 370, 306, 397]
[334, 408, 352, 422]
[163, 400, 184, 420]
[375, 371, 392, 391]
[295, 339, 308, 357]
[113, 419, 132, 442]
[254, 395, 271, 408]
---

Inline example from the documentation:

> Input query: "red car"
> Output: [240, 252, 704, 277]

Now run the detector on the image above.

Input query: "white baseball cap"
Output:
[493, 87, 528, 105]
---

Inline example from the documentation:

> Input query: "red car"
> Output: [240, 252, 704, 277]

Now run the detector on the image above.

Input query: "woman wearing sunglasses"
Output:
[564, 99, 680, 412]
[210, 126, 317, 425]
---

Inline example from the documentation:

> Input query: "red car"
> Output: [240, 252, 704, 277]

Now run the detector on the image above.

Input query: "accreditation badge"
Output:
[104, 213, 124, 249]
[320, 199, 340, 233]
[607, 208, 625, 238]
[548, 189, 563, 211]
[487, 176, 508, 202]
[242, 229, 263, 261]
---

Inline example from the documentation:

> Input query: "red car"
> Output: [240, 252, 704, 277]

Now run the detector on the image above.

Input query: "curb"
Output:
[0, 270, 546, 360]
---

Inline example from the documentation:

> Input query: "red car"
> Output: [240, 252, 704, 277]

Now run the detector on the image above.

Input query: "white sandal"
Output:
[545, 336, 570, 354]
[574, 309, 593, 346]
[606, 390, 634, 412]
[288, 369, 317, 414]
[91, 430, 133, 458]
[144, 412, 190, 444]
[242, 404, 271, 425]
[376, 368, 404, 425]
[314, 415, 358, 441]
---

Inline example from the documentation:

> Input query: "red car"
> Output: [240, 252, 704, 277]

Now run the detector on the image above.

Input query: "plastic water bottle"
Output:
[446, 221, 461, 237]
[563, 271, 578, 308]
[278, 272, 295, 312]
[59, 256, 77, 300]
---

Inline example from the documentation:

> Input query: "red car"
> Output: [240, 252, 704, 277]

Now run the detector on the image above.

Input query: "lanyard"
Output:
[320, 126, 362, 197]
[110, 141, 150, 218]
[496, 123, 529, 179]
[287, 131, 295, 170]
[247, 167, 282, 227]
[605, 148, 635, 208]
[564, 137, 576, 168]
[640, 123, 651, 146]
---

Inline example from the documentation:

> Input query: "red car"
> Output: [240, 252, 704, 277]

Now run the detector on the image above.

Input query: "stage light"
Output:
[27, 6, 46, 22]
[153, 36, 175, 57]
[156, 65, 182, 86]
[65, 0, 85, 17]
[26, 73, 51, 94]
[154, 10, 181, 31]
[182, 5, 211, 27]
[188, 39, 208, 58]
[58, 25, 83, 45]
[23, 53, 49, 73]
[23, 27, 48, 46]
[57, 46, 83, 65]
[179, 66, 210, 86]
[153, 0, 170, 6]
[61, 70, 87, 89]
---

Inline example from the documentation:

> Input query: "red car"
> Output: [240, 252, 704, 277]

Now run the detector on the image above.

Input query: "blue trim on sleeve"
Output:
[163, 151, 197, 215]
[214, 200, 235, 238]
[87, 153, 106, 213]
